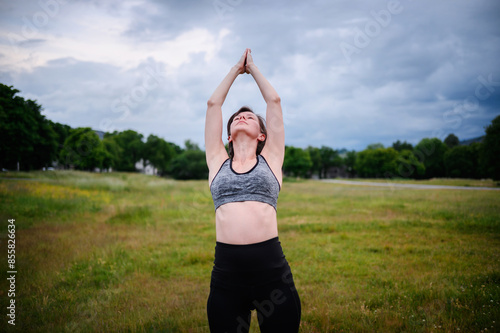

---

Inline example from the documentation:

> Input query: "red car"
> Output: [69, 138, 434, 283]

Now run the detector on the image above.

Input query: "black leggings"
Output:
[207, 237, 301, 333]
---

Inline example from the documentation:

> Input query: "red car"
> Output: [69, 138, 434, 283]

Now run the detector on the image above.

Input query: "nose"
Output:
[235, 115, 247, 122]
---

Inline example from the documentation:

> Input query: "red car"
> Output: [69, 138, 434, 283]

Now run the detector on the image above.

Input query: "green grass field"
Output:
[0, 171, 499, 332]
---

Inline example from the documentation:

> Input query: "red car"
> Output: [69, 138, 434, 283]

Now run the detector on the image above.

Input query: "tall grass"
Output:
[0, 172, 498, 332]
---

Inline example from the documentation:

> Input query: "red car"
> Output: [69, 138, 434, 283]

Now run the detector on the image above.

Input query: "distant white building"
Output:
[135, 159, 157, 175]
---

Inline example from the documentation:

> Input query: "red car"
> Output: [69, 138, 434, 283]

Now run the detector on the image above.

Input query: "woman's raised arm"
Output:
[205, 49, 249, 179]
[245, 51, 285, 171]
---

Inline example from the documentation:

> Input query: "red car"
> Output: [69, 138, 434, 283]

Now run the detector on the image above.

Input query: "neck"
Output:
[232, 136, 258, 163]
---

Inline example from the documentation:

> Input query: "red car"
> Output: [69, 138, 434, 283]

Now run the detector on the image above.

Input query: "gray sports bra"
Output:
[210, 155, 280, 211]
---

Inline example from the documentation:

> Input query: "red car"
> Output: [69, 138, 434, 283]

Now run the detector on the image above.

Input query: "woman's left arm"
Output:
[246, 50, 285, 171]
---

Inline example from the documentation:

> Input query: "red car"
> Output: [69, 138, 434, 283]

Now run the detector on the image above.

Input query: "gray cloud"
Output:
[0, 0, 498, 151]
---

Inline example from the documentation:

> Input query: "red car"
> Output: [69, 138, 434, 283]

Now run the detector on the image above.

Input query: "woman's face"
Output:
[230, 112, 263, 139]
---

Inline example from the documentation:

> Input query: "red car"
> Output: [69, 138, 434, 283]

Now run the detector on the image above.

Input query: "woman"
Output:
[205, 48, 301, 332]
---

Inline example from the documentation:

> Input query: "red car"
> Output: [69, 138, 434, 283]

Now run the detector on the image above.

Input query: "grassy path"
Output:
[322, 179, 500, 190]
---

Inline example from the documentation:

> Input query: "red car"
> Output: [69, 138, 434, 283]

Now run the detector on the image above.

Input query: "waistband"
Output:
[215, 236, 280, 249]
[211, 237, 291, 288]
[214, 237, 286, 272]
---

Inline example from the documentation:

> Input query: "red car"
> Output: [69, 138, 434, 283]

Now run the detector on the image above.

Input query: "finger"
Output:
[246, 49, 253, 62]
[238, 49, 248, 64]
[238, 52, 246, 64]
[244, 50, 251, 74]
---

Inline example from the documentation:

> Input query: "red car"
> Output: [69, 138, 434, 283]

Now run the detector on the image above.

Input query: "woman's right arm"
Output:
[205, 49, 248, 179]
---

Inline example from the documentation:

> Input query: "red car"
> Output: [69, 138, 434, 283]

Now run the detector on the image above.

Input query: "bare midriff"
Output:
[215, 201, 278, 245]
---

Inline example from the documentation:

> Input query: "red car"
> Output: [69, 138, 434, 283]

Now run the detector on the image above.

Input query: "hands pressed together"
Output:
[234, 48, 255, 75]
[231, 48, 280, 105]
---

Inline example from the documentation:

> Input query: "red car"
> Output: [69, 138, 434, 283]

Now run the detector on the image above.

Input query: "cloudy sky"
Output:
[1, 0, 499, 151]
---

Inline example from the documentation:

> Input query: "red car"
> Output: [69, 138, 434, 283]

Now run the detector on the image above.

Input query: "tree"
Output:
[354, 147, 398, 178]
[444, 133, 460, 149]
[343, 150, 357, 177]
[319, 146, 342, 178]
[306, 146, 321, 178]
[184, 139, 201, 151]
[283, 146, 312, 178]
[49, 120, 72, 167]
[366, 143, 384, 150]
[0, 84, 57, 170]
[392, 140, 413, 152]
[480, 115, 500, 180]
[59, 127, 110, 171]
[168, 141, 207, 179]
[144, 134, 177, 175]
[26, 98, 59, 170]
[102, 136, 122, 171]
[395, 150, 425, 178]
[413, 138, 448, 178]
[444, 145, 475, 178]
[105, 130, 144, 171]
[469, 142, 483, 179]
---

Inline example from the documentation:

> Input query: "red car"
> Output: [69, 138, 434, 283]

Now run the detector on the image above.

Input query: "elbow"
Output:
[207, 98, 224, 108]
[207, 99, 218, 108]
[267, 95, 281, 105]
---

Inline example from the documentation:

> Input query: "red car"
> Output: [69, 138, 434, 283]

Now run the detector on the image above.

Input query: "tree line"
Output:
[294, 121, 499, 180]
[1, 83, 499, 180]
[0, 84, 206, 179]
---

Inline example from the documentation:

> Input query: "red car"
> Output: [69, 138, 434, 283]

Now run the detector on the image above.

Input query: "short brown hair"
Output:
[227, 106, 267, 159]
